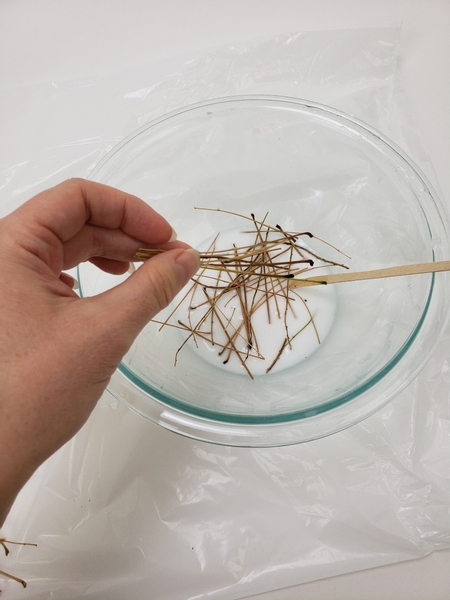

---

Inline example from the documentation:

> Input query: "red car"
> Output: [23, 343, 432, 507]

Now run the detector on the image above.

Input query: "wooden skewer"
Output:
[289, 260, 450, 288]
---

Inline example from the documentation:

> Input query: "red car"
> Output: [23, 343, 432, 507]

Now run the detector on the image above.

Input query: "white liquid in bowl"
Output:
[175, 229, 337, 376]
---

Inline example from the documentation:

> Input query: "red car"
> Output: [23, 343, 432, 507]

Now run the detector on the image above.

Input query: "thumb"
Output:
[87, 247, 200, 348]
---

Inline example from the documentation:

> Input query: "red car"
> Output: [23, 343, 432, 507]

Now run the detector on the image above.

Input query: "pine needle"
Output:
[135, 210, 344, 378]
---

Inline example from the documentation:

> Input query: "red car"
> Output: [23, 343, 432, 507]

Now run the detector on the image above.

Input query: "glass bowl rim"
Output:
[82, 94, 450, 446]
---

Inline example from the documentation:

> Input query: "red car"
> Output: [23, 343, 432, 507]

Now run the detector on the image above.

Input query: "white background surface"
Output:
[1, 1, 450, 598]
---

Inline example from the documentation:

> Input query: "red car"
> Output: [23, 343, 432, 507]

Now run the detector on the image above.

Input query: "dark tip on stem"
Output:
[284, 273, 295, 279]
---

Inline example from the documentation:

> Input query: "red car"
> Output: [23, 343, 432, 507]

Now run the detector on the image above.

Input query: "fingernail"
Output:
[128, 262, 136, 274]
[169, 227, 178, 242]
[174, 248, 200, 287]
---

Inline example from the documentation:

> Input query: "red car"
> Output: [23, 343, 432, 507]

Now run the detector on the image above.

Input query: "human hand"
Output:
[0, 178, 200, 525]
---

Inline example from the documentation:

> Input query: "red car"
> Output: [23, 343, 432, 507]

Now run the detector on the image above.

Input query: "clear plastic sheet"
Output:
[2, 27, 450, 599]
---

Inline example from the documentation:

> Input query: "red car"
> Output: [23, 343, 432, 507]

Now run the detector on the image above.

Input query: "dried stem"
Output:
[1, 538, 37, 589]
[134, 210, 345, 378]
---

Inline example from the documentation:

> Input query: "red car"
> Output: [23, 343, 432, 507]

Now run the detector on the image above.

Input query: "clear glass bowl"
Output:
[78, 96, 450, 446]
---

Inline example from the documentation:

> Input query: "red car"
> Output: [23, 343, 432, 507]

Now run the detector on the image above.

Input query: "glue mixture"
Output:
[175, 229, 337, 376]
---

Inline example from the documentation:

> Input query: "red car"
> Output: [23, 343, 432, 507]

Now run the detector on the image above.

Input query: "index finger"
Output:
[15, 178, 175, 245]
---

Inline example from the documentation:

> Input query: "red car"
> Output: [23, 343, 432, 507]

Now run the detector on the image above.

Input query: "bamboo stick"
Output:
[289, 260, 450, 288]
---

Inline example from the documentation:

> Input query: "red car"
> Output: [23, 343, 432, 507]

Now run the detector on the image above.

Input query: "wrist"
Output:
[0, 437, 38, 527]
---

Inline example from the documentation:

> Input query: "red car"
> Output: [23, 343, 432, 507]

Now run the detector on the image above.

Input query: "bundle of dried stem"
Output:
[135, 209, 347, 378]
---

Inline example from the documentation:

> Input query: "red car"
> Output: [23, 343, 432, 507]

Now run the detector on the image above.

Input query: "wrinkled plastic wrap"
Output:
[2, 28, 450, 599]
